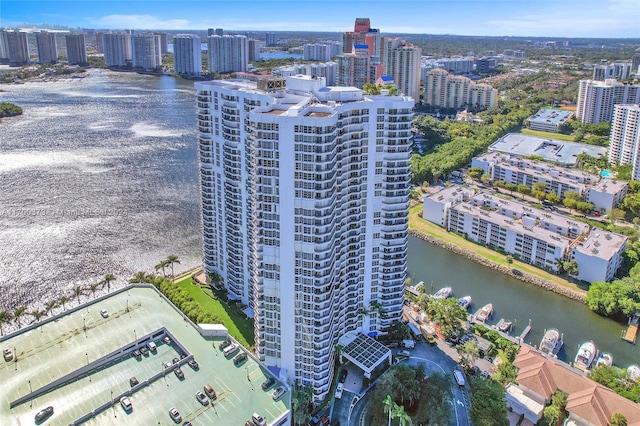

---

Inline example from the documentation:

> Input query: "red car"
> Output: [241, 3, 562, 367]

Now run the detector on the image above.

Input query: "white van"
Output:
[146, 341, 157, 352]
[453, 370, 466, 387]
[223, 343, 239, 357]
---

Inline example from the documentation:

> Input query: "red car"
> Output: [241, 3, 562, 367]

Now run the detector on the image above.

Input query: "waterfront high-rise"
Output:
[173, 34, 202, 76]
[131, 33, 162, 71]
[65, 34, 87, 65]
[608, 104, 640, 180]
[576, 79, 640, 123]
[248, 39, 261, 62]
[382, 38, 421, 102]
[102, 33, 132, 67]
[36, 31, 58, 64]
[154, 32, 168, 54]
[0, 30, 9, 63]
[207, 35, 248, 73]
[265, 32, 277, 46]
[5, 30, 29, 66]
[195, 75, 412, 401]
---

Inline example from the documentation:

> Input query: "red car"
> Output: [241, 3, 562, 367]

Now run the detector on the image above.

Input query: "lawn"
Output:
[174, 275, 255, 349]
[408, 204, 587, 295]
[520, 128, 575, 142]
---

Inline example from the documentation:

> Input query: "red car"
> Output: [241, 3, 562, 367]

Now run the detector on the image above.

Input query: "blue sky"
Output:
[1, 0, 639, 38]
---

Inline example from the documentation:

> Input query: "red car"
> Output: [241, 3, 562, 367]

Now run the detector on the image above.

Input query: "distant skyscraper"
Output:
[337, 45, 372, 88]
[6, 30, 29, 66]
[632, 49, 640, 74]
[0, 30, 9, 63]
[36, 31, 58, 64]
[265, 32, 277, 46]
[576, 79, 640, 123]
[215, 28, 224, 36]
[154, 32, 169, 54]
[173, 34, 202, 75]
[248, 39, 261, 62]
[207, 28, 215, 37]
[195, 74, 412, 402]
[102, 33, 132, 67]
[131, 33, 162, 71]
[608, 104, 640, 180]
[207, 35, 248, 73]
[65, 34, 87, 65]
[303, 43, 336, 62]
[342, 17, 381, 57]
[382, 38, 421, 102]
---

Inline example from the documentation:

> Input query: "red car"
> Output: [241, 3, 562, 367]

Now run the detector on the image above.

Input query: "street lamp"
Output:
[134, 329, 137, 340]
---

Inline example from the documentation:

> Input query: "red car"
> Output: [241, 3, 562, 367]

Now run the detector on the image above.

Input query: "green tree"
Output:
[58, 295, 70, 311]
[610, 208, 626, 223]
[506, 255, 514, 265]
[29, 309, 47, 323]
[391, 403, 413, 426]
[13, 306, 26, 328]
[546, 192, 561, 204]
[291, 385, 313, 426]
[505, 183, 518, 194]
[73, 285, 84, 304]
[539, 404, 560, 426]
[458, 339, 480, 369]
[166, 255, 181, 280]
[480, 173, 491, 185]
[563, 197, 578, 212]
[0, 310, 12, 336]
[129, 271, 148, 284]
[494, 362, 518, 385]
[383, 395, 395, 426]
[469, 376, 508, 426]
[155, 259, 169, 278]
[517, 184, 530, 199]
[0, 102, 23, 118]
[103, 273, 116, 291]
[387, 320, 412, 341]
[564, 190, 581, 200]
[420, 297, 468, 337]
[44, 300, 58, 315]
[533, 189, 546, 201]
[89, 282, 100, 299]
[610, 412, 628, 426]
[622, 192, 640, 216]
[533, 181, 547, 193]
[467, 167, 485, 180]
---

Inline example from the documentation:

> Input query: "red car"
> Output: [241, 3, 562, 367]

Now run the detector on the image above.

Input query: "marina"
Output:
[622, 313, 639, 344]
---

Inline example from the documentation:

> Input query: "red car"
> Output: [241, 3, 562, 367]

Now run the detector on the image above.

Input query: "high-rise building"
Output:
[248, 39, 261, 62]
[36, 31, 58, 64]
[382, 38, 421, 102]
[102, 33, 132, 67]
[265, 32, 277, 46]
[195, 75, 413, 401]
[65, 34, 88, 65]
[608, 104, 640, 180]
[592, 63, 633, 81]
[207, 35, 248, 73]
[424, 68, 498, 110]
[576, 79, 640, 123]
[0, 30, 9, 63]
[95, 31, 105, 54]
[632, 48, 640, 74]
[337, 45, 373, 88]
[5, 30, 29, 66]
[154, 32, 169, 54]
[173, 34, 202, 76]
[215, 28, 224, 36]
[272, 62, 338, 86]
[303, 43, 333, 62]
[343, 18, 381, 57]
[131, 33, 162, 71]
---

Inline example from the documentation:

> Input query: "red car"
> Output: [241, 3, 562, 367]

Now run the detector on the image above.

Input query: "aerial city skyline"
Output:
[1, 3, 640, 425]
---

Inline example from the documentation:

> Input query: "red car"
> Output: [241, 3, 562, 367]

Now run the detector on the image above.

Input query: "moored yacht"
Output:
[539, 329, 562, 356]
[574, 341, 597, 371]
[628, 365, 640, 381]
[458, 296, 472, 310]
[497, 319, 513, 333]
[433, 287, 452, 299]
[475, 304, 493, 322]
[595, 352, 613, 368]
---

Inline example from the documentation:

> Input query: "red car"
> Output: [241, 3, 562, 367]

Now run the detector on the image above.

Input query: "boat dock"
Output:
[516, 320, 532, 345]
[621, 313, 639, 344]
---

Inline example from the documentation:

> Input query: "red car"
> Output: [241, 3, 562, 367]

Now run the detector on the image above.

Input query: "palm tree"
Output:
[13, 306, 26, 328]
[103, 274, 116, 292]
[29, 309, 47, 323]
[208, 271, 223, 288]
[391, 404, 413, 426]
[0, 310, 12, 336]
[166, 255, 180, 280]
[155, 260, 169, 278]
[129, 271, 147, 284]
[58, 295, 70, 311]
[89, 282, 100, 299]
[44, 300, 58, 316]
[383, 395, 395, 426]
[73, 285, 84, 304]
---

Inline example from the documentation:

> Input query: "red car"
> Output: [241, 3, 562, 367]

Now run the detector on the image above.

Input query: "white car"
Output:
[335, 383, 344, 399]
[271, 386, 286, 401]
[252, 413, 266, 426]
[119, 396, 132, 412]
[100, 309, 109, 318]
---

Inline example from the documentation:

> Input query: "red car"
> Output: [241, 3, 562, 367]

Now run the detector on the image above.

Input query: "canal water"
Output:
[407, 235, 639, 368]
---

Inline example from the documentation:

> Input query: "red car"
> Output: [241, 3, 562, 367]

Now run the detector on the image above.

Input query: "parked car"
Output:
[146, 341, 157, 352]
[163, 336, 171, 345]
[34, 406, 54, 423]
[172, 357, 180, 364]
[132, 350, 141, 360]
[129, 376, 139, 387]
[100, 309, 109, 318]
[219, 339, 232, 350]
[339, 369, 348, 383]
[335, 383, 344, 399]
[163, 361, 172, 370]
[261, 377, 276, 390]
[174, 368, 185, 380]
[168, 407, 182, 423]
[233, 352, 247, 365]
[188, 359, 199, 370]
[140, 346, 148, 356]
[252, 413, 267, 426]
[204, 384, 216, 399]
[272, 386, 286, 401]
[3, 348, 13, 361]
[195, 390, 209, 406]
[120, 396, 132, 412]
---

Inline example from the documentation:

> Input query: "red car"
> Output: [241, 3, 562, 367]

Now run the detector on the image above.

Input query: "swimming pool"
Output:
[601, 170, 612, 177]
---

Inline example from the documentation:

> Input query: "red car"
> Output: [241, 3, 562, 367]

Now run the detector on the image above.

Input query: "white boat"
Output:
[433, 287, 452, 299]
[539, 329, 562, 356]
[458, 296, 472, 310]
[475, 304, 493, 322]
[574, 341, 597, 371]
[628, 365, 640, 381]
[497, 319, 513, 333]
[595, 352, 613, 368]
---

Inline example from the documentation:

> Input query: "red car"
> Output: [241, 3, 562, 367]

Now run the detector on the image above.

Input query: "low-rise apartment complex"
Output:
[423, 186, 626, 282]
[471, 152, 628, 212]
[527, 109, 573, 133]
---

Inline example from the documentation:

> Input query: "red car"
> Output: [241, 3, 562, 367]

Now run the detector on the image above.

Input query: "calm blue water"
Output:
[259, 52, 303, 60]
[602, 170, 612, 177]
